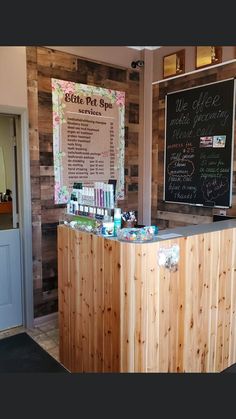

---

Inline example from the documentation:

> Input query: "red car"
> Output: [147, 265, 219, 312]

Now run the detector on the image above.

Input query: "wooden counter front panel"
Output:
[119, 240, 186, 372]
[58, 225, 236, 372]
[57, 225, 70, 369]
[58, 226, 121, 372]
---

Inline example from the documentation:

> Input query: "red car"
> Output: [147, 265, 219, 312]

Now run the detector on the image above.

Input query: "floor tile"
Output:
[36, 320, 58, 333]
[32, 334, 57, 351]
[46, 329, 59, 342]
[48, 346, 59, 361]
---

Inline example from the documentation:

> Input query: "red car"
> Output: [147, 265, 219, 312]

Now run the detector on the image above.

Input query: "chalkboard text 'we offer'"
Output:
[170, 91, 230, 140]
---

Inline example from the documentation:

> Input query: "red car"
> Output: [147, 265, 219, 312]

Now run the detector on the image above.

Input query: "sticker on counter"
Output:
[158, 233, 183, 239]
[158, 244, 179, 272]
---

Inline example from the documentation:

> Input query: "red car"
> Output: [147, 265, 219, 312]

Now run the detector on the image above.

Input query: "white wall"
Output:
[48, 46, 141, 69]
[0, 115, 13, 192]
[0, 47, 28, 109]
[0, 46, 140, 111]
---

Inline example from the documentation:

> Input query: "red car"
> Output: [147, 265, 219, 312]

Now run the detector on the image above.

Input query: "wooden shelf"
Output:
[195, 46, 222, 69]
[163, 49, 185, 79]
[0, 202, 12, 214]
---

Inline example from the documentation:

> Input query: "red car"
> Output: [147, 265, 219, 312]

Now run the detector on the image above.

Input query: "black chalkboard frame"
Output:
[163, 78, 236, 208]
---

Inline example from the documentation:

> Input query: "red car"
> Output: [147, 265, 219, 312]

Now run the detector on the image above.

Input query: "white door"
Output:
[0, 229, 22, 330]
[0, 114, 22, 331]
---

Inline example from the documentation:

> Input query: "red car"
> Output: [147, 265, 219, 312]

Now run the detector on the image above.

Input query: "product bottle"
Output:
[109, 184, 114, 208]
[73, 198, 79, 214]
[113, 207, 121, 237]
[78, 183, 83, 204]
[69, 193, 76, 213]
[101, 215, 114, 236]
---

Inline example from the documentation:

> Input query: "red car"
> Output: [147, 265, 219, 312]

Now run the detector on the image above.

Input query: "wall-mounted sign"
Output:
[52, 78, 125, 204]
[164, 78, 236, 208]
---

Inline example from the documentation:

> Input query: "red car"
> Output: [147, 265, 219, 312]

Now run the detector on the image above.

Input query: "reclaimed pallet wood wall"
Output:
[152, 61, 236, 228]
[26, 46, 140, 317]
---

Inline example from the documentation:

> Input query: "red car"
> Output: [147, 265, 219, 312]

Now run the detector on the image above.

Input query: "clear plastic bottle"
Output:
[113, 207, 121, 237]
[73, 198, 79, 214]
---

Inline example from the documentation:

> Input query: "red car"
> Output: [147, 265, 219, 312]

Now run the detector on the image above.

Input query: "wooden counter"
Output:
[58, 220, 236, 372]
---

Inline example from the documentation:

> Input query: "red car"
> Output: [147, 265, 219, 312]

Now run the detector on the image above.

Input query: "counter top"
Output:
[63, 218, 236, 244]
[107, 218, 236, 242]
[158, 218, 236, 240]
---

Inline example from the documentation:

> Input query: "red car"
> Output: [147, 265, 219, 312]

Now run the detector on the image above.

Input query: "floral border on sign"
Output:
[52, 78, 125, 204]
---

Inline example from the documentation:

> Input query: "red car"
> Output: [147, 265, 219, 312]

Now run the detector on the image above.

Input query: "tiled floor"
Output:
[0, 317, 60, 363]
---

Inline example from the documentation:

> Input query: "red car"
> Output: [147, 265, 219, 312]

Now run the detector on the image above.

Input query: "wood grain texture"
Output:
[58, 224, 236, 372]
[57, 224, 70, 369]
[26, 46, 140, 317]
[152, 61, 236, 227]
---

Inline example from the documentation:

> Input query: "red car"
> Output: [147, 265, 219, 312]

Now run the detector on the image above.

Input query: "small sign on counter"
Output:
[158, 233, 183, 239]
[158, 244, 180, 272]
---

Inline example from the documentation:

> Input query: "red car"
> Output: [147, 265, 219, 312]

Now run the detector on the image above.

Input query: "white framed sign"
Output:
[52, 78, 125, 204]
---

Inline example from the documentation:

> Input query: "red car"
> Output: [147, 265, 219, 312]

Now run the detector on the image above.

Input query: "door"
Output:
[0, 114, 22, 331]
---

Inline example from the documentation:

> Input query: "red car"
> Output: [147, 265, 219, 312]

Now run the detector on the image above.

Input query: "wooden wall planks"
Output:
[152, 61, 236, 228]
[26, 46, 140, 317]
[58, 224, 236, 373]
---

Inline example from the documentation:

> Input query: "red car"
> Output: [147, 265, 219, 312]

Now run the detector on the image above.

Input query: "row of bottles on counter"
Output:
[67, 200, 114, 220]
[70, 182, 114, 209]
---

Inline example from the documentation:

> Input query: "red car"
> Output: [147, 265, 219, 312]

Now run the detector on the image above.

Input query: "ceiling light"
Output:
[128, 46, 161, 50]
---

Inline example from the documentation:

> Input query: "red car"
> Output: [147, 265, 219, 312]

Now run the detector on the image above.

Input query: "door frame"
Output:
[0, 105, 34, 329]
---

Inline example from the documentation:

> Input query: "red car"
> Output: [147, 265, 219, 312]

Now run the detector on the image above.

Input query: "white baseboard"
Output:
[34, 312, 58, 326]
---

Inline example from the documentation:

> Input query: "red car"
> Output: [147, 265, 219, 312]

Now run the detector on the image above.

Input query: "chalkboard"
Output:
[164, 78, 236, 208]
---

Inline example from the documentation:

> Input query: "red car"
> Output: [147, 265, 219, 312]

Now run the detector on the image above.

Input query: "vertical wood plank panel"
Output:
[183, 235, 199, 372]
[221, 229, 233, 370]
[103, 239, 113, 372]
[158, 242, 171, 372]
[103, 239, 121, 372]
[207, 231, 220, 371]
[176, 238, 186, 372]
[229, 229, 236, 365]
[58, 225, 70, 370]
[111, 240, 121, 371]
[147, 243, 160, 371]
[120, 243, 135, 372]
[93, 234, 104, 372]
[74, 230, 83, 372]
[69, 227, 76, 371]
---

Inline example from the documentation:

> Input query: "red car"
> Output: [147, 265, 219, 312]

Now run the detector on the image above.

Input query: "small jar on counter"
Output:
[101, 215, 114, 236]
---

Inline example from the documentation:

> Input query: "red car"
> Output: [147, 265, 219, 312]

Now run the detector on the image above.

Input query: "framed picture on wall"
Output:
[195, 46, 222, 69]
[163, 49, 185, 79]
